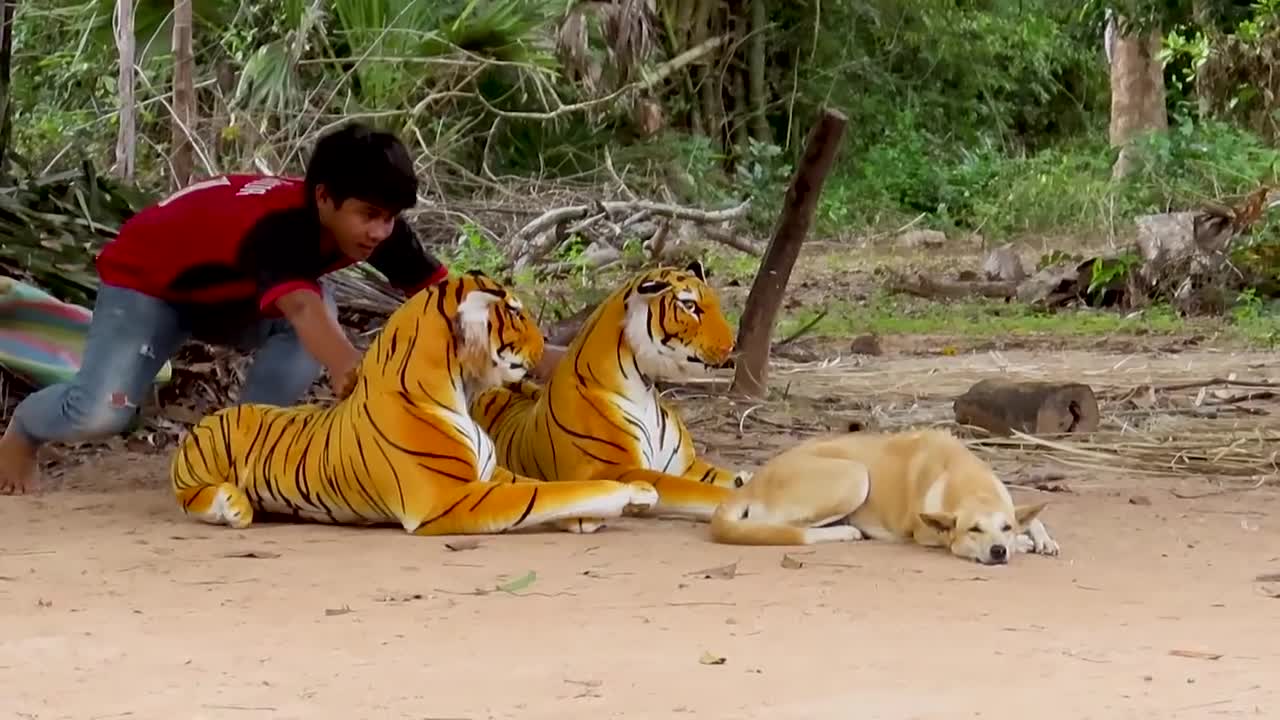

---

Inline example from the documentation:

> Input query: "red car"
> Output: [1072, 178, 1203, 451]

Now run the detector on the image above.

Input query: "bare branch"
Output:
[474, 34, 730, 122]
[510, 198, 751, 268]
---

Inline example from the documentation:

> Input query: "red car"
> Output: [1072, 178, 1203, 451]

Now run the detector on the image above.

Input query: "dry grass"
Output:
[668, 348, 1280, 487]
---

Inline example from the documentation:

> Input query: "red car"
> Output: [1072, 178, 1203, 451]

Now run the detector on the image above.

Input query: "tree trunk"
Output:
[747, 0, 768, 143]
[731, 58, 748, 154]
[210, 58, 237, 168]
[0, 0, 16, 180]
[170, 0, 195, 189]
[114, 0, 136, 182]
[730, 108, 847, 398]
[672, 0, 700, 132]
[1108, 15, 1167, 179]
[692, 0, 715, 138]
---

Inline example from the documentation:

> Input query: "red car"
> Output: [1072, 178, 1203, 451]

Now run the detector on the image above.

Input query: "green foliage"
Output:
[1085, 250, 1141, 300]
[814, 116, 1279, 240]
[6, 0, 1280, 301]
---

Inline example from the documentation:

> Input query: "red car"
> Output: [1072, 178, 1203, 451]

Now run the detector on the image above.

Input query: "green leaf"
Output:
[496, 570, 537, 593]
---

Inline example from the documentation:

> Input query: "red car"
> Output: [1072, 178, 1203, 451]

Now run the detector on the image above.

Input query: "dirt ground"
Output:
[2, 345, 1279, 720]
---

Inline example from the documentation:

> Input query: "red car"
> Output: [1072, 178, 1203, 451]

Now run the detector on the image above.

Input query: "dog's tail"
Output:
[709, 501, 814, 545]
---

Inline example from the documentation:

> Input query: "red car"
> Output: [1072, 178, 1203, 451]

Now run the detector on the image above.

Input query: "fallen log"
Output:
[953, 379, 1100, 436]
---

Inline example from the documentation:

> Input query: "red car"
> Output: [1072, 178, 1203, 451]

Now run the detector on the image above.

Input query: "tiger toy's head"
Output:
[362, 270, 544, 398]
[618, 260, 735, 382]
[451, 270, 546, 391]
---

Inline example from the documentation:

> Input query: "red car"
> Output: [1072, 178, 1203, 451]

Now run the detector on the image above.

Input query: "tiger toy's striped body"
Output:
[470, 262, 751, 527]
[170, 271, 658, 535]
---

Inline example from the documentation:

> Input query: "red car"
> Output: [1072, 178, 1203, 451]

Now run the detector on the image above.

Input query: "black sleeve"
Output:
[367, 218, 449, 293]
[238, 210, 326, 311]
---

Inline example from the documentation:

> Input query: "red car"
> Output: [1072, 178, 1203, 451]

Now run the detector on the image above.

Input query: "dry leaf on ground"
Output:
[688, 562, 738, 579]
[221, 551, 280, 559]
[698, 651, 727, 665]
[1169, 649, 1222, 660]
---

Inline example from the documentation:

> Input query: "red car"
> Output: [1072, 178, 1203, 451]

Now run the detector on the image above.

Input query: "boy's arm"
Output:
[272, 288, 362, 397]
[366, 218, 449, 296]
[245, 216, 362, 398]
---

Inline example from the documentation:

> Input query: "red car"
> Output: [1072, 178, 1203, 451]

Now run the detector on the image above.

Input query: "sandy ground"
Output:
[2, 349, 1279, 719]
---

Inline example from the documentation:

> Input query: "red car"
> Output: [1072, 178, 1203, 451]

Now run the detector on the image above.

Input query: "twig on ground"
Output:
[775, 310, 828, 348]
[1156, 378, 1278, 392]
[1170, 475, 1273, 499]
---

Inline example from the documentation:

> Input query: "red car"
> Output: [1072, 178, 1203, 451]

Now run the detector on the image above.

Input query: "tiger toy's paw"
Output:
[210, 483, 254, 529]
[557, 517, 607, 534]
[624, 482, 659, 514]
[731, 470, 753, 489]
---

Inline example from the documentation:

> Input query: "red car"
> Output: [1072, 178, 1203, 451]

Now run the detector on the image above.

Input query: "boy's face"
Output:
[315, 185, 397, 261]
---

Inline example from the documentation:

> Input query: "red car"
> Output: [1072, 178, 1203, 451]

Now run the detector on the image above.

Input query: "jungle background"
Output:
[1, 0, 1279, 430]
[3, 7, 1280, 715]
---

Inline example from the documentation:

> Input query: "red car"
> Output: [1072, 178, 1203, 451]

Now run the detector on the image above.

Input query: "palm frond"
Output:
[555, 0, 660, 97]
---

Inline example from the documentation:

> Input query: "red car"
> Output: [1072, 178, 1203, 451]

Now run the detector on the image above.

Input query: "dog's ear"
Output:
[1014, 501, 1049, 527]
[918, 512, 956, 533]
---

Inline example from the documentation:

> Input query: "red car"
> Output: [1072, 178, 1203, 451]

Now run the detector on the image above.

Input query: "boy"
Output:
[0, 122, 566, 495]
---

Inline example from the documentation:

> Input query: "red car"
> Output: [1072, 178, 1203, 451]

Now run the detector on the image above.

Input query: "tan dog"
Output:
[709, 428, 1059, 564]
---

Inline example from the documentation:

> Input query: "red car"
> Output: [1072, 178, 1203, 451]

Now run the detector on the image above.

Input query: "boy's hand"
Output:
[333, 365, 359, 400]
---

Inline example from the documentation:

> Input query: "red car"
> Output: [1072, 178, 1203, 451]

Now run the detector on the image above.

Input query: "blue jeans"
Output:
[8, 283, 335, 447]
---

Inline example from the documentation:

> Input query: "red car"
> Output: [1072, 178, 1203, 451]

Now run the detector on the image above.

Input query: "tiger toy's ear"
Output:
[685, 260, 709, 282]
[635, 278, 672, 296]
[454, 288, 503, 348]
[464, 269, 490, 278]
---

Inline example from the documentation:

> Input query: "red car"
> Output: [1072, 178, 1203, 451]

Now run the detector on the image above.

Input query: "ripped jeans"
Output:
[8, 283, 334, 447]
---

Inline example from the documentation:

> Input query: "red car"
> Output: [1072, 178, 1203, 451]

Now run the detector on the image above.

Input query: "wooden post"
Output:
[730, 107, 847, 398]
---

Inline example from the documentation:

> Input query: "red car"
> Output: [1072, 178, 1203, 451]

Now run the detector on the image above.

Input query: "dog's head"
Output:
[919, 501, 1048, 565]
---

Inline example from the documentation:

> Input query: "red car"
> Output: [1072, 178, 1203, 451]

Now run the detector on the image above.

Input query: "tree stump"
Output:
[953, 379, 1100, 436]
[982, 245, 1027, 282]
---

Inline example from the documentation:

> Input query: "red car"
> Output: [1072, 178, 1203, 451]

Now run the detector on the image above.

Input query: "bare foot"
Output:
[0, 425, 39, 495]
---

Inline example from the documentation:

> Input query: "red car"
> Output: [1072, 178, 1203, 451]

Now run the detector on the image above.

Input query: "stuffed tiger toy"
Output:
[469, 261, 751, 528]
[169, 270, 659, 535]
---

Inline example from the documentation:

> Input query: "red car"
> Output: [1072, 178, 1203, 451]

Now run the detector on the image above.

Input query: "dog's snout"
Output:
[989, 544, 1008, 563]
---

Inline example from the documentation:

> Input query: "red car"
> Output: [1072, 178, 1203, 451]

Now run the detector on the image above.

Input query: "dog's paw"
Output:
[1031, 535, 1060, 556]
[731, 470, 753, 489]
[1013, 534, 1035, 554]
[806, 525, 863, 544]
[1022, 520, 1060, 557]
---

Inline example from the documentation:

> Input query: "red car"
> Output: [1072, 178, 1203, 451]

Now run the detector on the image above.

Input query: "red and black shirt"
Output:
[95, 174, 448, 336]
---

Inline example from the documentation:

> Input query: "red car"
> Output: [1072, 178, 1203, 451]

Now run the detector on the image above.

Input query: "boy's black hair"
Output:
[304, 122, 418, 213]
